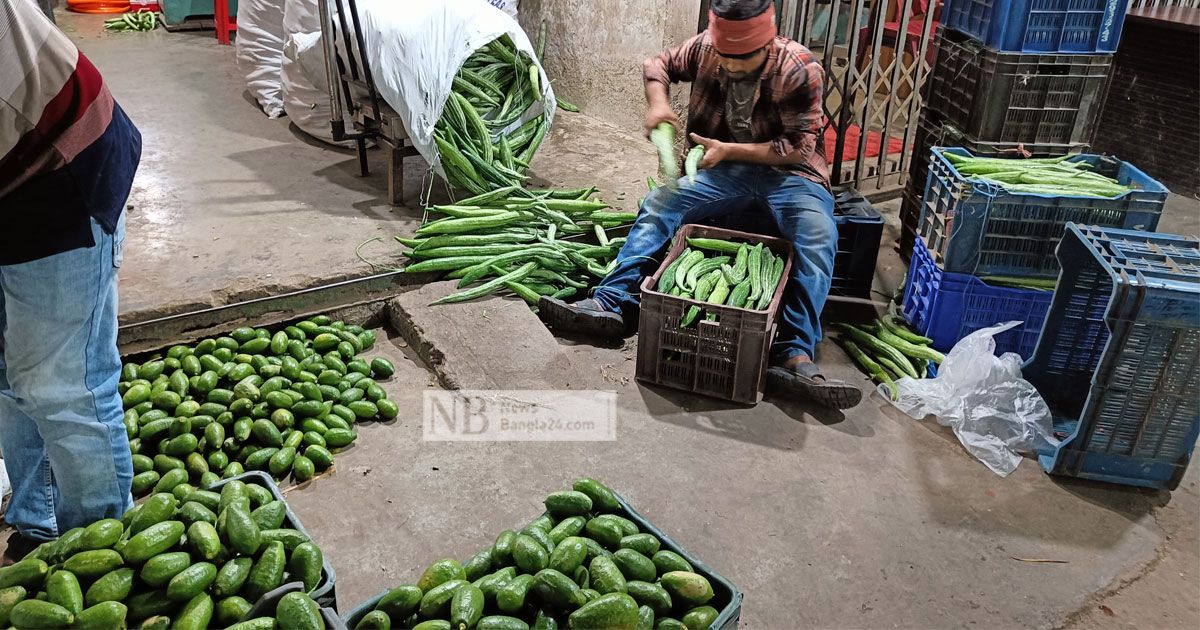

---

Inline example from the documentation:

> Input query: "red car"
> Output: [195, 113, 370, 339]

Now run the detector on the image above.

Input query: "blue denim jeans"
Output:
[0, 216, 133, 540]
[593, 162, 836, 362]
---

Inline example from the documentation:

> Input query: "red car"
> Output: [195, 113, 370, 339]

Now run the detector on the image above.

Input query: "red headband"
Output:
[709, 4, 777, 56]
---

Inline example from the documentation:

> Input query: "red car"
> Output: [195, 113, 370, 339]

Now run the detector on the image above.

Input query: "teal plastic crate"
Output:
[1028, 224, 1200, 490]
[343, 489, 743, 628]
[161, 0, 237, 25]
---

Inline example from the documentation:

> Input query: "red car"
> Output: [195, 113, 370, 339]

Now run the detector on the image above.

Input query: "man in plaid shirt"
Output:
[543, 0, 860, 409]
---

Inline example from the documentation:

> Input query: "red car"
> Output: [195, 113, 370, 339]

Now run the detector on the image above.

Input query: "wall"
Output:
[1093, 17, 1199, 196]
[518, 0, 703, 133]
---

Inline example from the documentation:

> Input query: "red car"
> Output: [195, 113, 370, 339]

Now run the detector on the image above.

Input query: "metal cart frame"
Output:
[318, 0, 421, 206]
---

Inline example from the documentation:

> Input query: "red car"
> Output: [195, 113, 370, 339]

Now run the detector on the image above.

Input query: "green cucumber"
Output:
[375, 584, 422, 620]
[451, 584, 485, 630]
[187, 521, 222, 561]
[681, 605, 719, 630]
[418, 579, 469, 618]
[80, 519, 124, 551]
[63, 550, 124, 579]
[513, 534, 549, 573]
[532, 569, 586, 610]
[214, 596, 253, 627]
[589, 556, 627, 595]
[548, 537, 587, 575]
[495, 574, 535, 613]
[73, 600, 127, 630]
[243, 541, 286, 601]
[276, 592, 322, 630]
[612, 549, 656, 582]
[45, 569, 83, 615]
[8, 599, 74, 629]
[214, 558, 254, 598]
[544, 491, 592, 517]
[651, 551, 693, 575]
[548, 517, 586, 545]
[83, 568, 134, 607]
[166, 562, 217, 601]
[658, 571, 713, 605]
[625, 581, 672, 616]
[566, 593, 638, 630]
[572, 477, 621, 513]
[140, 552, 192, 588]
[174, 592, 213, 630]
[289, 542, 324, 592]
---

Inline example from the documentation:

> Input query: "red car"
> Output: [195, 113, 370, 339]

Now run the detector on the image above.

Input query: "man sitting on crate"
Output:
[541, 0, 860, 409]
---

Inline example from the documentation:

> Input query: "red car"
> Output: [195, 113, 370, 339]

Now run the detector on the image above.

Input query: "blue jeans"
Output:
[0, 216, 133, 540]
[593, 162, 836, 362]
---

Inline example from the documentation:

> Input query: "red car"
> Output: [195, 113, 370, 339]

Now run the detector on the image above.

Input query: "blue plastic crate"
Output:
[903, 236, 1053, 359]
[919, 147, 1169, 280]
[943, 0, 1128, 54]
[1028, 224, 1200, 490]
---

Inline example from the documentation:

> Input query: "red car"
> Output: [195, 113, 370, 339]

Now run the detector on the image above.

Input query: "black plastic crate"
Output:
[831, 187, 883, 298]
[636, 224, 793, 405]
[924, 28, 1112, 146]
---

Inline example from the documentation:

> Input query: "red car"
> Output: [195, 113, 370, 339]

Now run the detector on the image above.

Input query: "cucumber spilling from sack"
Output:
[434, 35, 552, 194]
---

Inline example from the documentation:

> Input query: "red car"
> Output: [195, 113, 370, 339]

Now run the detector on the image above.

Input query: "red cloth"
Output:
[823, 125, 906, 161]
[709, 4, 777, 55]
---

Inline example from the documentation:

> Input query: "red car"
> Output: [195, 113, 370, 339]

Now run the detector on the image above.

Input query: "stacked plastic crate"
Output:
[898, 0, 1142, 360]
[901, 0, 1130, 259]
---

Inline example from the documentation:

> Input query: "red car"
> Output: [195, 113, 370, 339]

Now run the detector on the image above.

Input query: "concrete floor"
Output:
[36, 11, 1200, 629]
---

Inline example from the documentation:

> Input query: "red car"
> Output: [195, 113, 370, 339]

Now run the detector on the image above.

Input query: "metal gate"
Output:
[699, 0, 940, 198]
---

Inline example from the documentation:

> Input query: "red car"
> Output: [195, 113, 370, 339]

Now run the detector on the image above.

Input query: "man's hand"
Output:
[644, 103, 681, 138]
[689, 133, 729, 169]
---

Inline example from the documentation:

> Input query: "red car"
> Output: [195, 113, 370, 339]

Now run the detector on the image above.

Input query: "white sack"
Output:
[346, 0, 554, 178]
[236, 0, 287, 118]
[282, 32, 352, 146]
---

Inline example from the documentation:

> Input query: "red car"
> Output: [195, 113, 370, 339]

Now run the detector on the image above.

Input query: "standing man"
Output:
[542, 0, 860, 408]
[1, 0, 141, 563]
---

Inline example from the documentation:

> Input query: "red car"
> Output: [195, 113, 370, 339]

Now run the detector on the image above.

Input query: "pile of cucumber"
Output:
[657, 238, 786, 328]
[943, 152, 1133, 199]
[836, 315, 945, 397]
[352, 478, 721, 630]
[398, 185, 637, 305]
[0, 476, 328, 630]
[119, 315, 398, 496]
[435, 36, 551, 194]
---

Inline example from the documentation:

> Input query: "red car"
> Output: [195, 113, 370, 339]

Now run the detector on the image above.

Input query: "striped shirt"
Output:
[644, 31, 829, 188]
[1, 0, 141, 265]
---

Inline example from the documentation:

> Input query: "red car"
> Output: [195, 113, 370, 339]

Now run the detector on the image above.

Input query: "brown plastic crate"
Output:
[635, 224, 794, 405]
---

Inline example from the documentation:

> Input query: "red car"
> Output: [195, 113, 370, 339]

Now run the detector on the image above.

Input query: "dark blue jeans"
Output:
[593, 162, 837, 363]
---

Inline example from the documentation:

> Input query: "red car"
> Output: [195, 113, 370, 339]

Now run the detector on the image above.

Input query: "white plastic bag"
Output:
[345, 0, 554, 177]
[882, 322, 1060, 476]
[236, 0, 287, 118]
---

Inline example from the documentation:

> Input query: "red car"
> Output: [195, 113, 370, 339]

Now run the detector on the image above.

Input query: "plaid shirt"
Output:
[644, 31, 829, 188]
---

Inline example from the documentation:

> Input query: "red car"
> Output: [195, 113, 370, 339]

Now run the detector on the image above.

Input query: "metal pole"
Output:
[318, 0, 346, 141]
